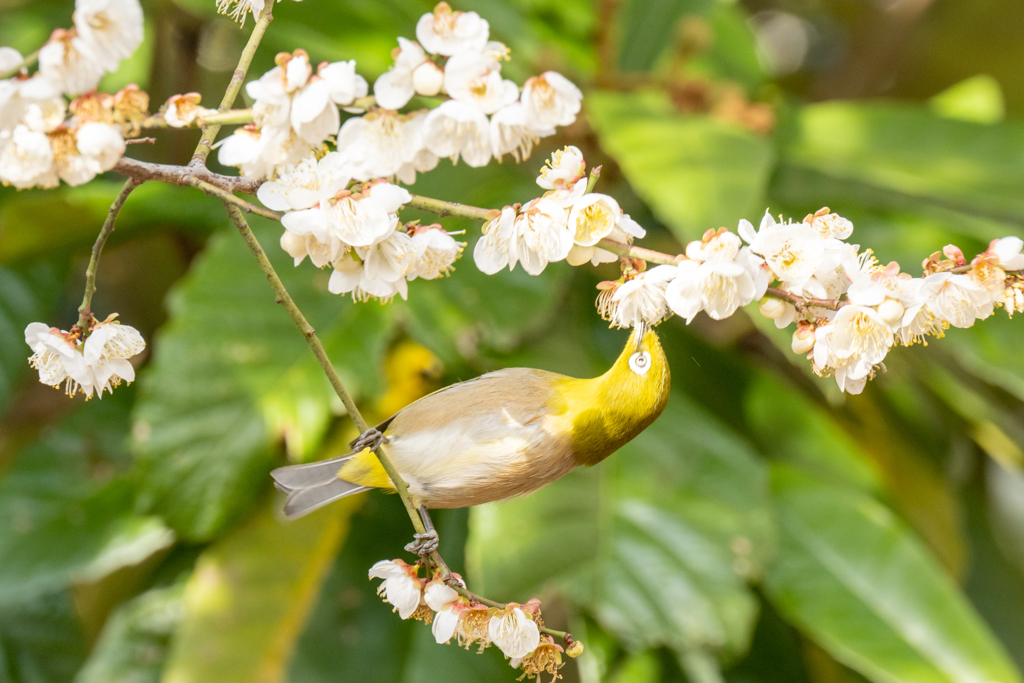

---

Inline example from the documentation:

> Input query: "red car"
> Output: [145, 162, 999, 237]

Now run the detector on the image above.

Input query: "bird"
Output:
[271, 322, 670, 553]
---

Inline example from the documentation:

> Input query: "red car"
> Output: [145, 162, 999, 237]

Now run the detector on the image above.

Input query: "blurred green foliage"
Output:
[2, 0, 1024, 682]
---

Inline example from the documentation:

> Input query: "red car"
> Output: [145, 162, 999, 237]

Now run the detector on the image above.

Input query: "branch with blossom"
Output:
[7, 0, 1024, 677]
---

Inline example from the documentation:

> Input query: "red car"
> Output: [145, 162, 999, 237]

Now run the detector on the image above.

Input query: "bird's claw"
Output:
[350, 427, 384, 453]
[404, 530, 439, 556]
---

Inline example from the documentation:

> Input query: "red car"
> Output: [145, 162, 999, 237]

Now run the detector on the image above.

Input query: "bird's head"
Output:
[609, 321, 669, 390]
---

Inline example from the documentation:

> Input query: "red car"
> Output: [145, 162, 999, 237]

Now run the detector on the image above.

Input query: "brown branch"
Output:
[765, 286, 845, 312]
[112, 156, 263, 194]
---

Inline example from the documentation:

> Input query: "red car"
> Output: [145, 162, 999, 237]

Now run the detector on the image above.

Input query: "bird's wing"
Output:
[383, 367, 559, 433]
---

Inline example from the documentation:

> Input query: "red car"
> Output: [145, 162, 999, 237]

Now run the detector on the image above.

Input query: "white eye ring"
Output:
[629, 351, 651, 375]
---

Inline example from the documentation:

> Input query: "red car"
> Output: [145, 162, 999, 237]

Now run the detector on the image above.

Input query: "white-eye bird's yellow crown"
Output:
[271, 325, 672, 516]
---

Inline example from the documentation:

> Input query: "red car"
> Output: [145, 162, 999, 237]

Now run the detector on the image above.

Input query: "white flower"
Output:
[0, 47, 22, 73]
[363, 230, 416, 284]
[81, 318, 144, 397]
[73, 0, 144, 72]
[318, 60, 368, 106]
[409, 227, 465, 280]
[746, 213, 825, 287]
[925, 271, 993, 328]
[567, 193, 621, 247]
[809, 210, 854, 240]
[991, 237, 1024, 270]
[488, 607, 541, 660]
[368, 560, 422, 620]
[513, 198, 572, 275]
[336, 109, 425, 181]
[163, 93, 212, 127]
[257, 152, 350, 211]
[412, 61, 444, 98]
[394, 111, 439, 184]
[76, 122, 125, 171]
[443, 48, 517, 115]
[416, 2, 489, 56]
[373, 38, 428, 110]
[521, 71, 582, 131]
[424, 582, 461, 644]
[217, 125, 314, 180]
[536, 146, 585, 190]
[474, 206, 516, 274]
[38, 29, 105, 96]
[664, 260, 702, 323]
[328, 239, 412, 303]
[291, 78, 339, 145]
[25, 323, 83, 394]
[599, 265, 677, 329]
[322, 182, 409, 248]
[423, 100, 490, 167]
[812, 305, 892, 394]
[0, 125, 56, 189]
[491, 102, 545, 163]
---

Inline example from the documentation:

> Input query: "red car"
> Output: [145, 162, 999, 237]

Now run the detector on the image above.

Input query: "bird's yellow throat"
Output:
[549, 326, 671, 466]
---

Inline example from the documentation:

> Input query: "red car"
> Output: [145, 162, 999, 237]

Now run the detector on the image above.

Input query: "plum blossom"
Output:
[0, 124, 57, 189]
[490, 102, 547, 163]
[38, 29, 105, 96]
[73, 0, 144, 72]
[565, 193, 646, 267]
[666, 231, 766, 322]
[925, 271, 993, 328]
[162, 93, 214, 128]
[520, 71, 583, 130]
[536, 145, 585, 190]
[598, 265, 678, 329]
[488, 606, 540, 659]
[368, 559, 422, 620]
[408, 225, 465, 280]
[257, 152, 350, 212]
[742, 211, 826, 288]
[474, 207, 516, 274]
[373, 38, 429, 110]
[424, 581, 463, 644]
[513, 198, 571, 275]
[24, 317, 144, 399]
[416, 2, 490, 56]
[336, 109, 432, 181]
[813, 304, 894, 394]
[423, 100, 491, 167]
[443, 47, 517, 115]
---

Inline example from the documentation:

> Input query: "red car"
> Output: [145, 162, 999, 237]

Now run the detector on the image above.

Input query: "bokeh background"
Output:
[2, 0, 1024, 681]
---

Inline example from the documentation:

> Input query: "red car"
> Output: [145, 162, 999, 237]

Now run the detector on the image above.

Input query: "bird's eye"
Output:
[629, 351, 651, 375]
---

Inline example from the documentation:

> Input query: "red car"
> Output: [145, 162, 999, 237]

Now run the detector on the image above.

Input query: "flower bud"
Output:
[565, 640, 584, 658]
[876, 299, 905, 326]
[758, 297, 786, 319]
[413, 61, 444, 97]
[791, 326, 814, 355]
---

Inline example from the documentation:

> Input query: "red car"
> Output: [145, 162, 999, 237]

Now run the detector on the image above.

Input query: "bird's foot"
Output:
[350, 427, 384, 453]
[404, 530, 439, 557]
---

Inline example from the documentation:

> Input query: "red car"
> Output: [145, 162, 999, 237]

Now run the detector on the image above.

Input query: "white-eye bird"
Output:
[271, 323, 670, 551]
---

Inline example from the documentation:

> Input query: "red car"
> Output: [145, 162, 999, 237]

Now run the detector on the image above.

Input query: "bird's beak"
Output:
[632, 321, 650, 348]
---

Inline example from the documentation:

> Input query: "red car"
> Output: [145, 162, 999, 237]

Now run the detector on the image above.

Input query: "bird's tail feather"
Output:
[271, 453, 372, 519]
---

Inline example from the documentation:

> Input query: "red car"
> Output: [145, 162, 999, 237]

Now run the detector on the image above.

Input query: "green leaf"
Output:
[75, 584, 185, 683]
[776, 102, 1024, 225]
[0, 402, 173, 602]
[133, 219, 395, 541]
[160, 496, 361, 683]
[468, 390, 774, 665]
[0, 261, 63, 413]
[0, 589, 87, 683]
[930, 75, 1005, 124]
[618, 0, 715, 72]
[764, 464, 1022, 683]
[587, 90, 775, 241]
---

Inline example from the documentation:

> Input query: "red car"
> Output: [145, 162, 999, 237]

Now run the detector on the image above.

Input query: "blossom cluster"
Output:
[0, 0, 143, 189]
[23, 316, 145, 399]
[260, 153, 465, 302]
[369, 559, 575, 680]
[475, 146, 645, 275]
[220, 2, 582, 182]
[598, 208, 1024, 394]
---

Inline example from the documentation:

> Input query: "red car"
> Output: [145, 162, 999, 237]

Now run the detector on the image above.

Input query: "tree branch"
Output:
[113, 156, 262, 194]
[76, 178, 141, 331]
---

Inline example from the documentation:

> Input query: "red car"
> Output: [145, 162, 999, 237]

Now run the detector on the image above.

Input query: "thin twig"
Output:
[0, 48, 39, 80]
[125, 137, 157, 145]
[190, 178, 281, 221]
[76, 179, 141, 331]
[190, 10, 274, 166]
[220, 204, 427, 539]
[139, 108, 254, 130]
